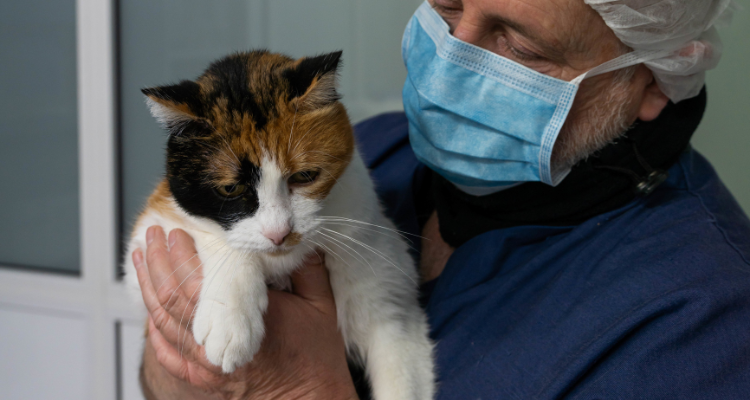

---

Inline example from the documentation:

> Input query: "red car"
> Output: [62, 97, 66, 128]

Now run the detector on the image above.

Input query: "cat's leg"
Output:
[365, 315, 435, 400]
[328, 267, 435, 400]
[192, 250, 268, 373]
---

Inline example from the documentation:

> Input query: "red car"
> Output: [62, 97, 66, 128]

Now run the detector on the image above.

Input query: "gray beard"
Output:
[551, 73, 636, 173]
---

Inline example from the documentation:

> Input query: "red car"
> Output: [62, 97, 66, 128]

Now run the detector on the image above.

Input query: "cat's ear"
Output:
[141, 80, 203, 131]
[284, 51, 343, 109]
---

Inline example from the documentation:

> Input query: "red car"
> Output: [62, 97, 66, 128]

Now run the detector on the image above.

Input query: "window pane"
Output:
[0, 0, 80, 273]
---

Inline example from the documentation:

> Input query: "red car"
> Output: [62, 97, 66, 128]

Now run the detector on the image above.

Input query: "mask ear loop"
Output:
[571, 49, 674, 85]
[570, 49, 675, 195]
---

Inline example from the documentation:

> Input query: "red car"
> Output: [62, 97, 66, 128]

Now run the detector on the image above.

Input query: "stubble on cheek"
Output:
[550, 68, 638, 171]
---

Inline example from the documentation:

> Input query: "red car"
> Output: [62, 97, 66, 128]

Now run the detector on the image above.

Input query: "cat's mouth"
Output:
[267, 247, 294, 256]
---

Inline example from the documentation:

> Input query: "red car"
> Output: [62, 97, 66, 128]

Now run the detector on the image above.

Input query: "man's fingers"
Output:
[142, 226, 202, 326]
[134, 248, 185, 346]
[290, 251, 335, 309]
[148, 317, 222, 389]
[165, 229, 203, 322]
[168, 229, 201, 283]
[145, 226, 182, 308]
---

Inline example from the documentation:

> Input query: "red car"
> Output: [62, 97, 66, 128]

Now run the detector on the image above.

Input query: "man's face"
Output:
[428, 0, 649, 169]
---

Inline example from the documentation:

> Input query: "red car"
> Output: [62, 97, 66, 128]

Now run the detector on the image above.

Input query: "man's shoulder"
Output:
[353, 112, 409, 169]
[608, 150, 750, 281]
[427, 150, 750, 399]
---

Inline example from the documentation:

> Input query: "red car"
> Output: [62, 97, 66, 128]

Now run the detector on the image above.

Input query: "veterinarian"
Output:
[134, 0, 750, 398]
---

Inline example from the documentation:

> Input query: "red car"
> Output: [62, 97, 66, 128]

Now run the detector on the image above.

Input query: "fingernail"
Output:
[132, 249, 143, 266]
[146, 227, 154, 245]
[168, 230, 176, 248]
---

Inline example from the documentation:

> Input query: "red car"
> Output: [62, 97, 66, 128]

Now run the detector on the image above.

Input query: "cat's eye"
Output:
[215, 183, 247, 198]
[288, 170, 319, 185]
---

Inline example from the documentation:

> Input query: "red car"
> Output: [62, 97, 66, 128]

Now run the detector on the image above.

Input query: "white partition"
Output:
[0, 307, 89, 400]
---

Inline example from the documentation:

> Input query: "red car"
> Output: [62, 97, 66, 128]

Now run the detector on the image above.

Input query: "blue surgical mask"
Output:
[402, 1, 670, 196]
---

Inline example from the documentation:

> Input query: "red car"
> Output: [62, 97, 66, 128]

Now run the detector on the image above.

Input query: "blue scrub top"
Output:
[354, 112, 750, 399]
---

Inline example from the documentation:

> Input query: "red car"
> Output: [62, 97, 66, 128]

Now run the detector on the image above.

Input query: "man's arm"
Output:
[134, 226, 359, 400]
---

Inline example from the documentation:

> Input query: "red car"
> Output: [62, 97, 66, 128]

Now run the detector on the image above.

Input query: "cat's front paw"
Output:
[192, 299, 265, 373]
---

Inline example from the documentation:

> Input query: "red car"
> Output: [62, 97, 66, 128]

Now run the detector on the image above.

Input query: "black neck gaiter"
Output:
[431, 87, 707, 248]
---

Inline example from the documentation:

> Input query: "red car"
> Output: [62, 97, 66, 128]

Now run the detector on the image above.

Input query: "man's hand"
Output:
[133, 226, 359, 400]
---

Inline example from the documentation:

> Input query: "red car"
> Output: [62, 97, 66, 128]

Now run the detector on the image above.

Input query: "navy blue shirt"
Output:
[355, 112, 750, 399]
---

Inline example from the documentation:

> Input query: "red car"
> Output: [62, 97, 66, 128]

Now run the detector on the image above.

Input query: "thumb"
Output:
[291, 251, 334, 308]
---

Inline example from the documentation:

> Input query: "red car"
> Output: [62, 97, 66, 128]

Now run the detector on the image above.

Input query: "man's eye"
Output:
[215, 183, 246, 198]
[498, 34, 543, 62]
[288, 171, 319, 185]
[432, 3, 461, 14]
[431, 0, 463, 17]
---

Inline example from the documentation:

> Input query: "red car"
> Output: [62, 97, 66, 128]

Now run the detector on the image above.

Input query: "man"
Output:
[135, 0, 749, 398]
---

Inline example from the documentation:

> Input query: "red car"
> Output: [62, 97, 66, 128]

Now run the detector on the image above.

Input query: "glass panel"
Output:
[0, 0, 80, 273]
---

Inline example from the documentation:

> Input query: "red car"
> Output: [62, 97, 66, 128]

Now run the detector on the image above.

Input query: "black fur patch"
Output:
[283, 51, 343, 101]
[166, 136, 261, 230]
[141, 81, 205, 117]
[202, 52, 279, 131]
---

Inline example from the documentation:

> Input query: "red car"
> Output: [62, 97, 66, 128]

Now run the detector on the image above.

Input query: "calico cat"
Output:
[124, 50, 435, 399]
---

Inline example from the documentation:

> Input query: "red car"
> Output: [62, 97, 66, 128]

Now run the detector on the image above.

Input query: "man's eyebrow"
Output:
[485, 14, 568, 60]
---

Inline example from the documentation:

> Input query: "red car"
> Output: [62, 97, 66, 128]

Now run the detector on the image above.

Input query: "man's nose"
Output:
[451, 11, 484, 46]
[262, 225, 292, 246]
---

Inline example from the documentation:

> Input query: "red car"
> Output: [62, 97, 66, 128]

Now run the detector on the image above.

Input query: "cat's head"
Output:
[142, 50, 354, 255]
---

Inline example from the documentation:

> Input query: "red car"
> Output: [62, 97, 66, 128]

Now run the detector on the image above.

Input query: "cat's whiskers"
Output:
[177, 270, 207, 358]
[220, 135, 242, 165]
[316, 216, 429, 242]
[289, 149, 344, 163]
[181, 249, 248, 358]
[177, 247, 235, 358]
[316, 230, 377, 277]
[154, 237, 224, 296]
[286, 101, 299, 155]
[218, 183, 241, 216]
[306, 238, 344, 265]
[163, 243, 226, 318]
[290, 127, 314, 156]
[321, 227, 416, 284]
[318, 166, 346, 189]
[316, 220, 414, 247]
[301, 242, 323, 263]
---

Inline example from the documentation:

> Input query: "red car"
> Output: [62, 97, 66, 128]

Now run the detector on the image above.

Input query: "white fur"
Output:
[145, 97, 193, 130]
[124, 150, 435, 399]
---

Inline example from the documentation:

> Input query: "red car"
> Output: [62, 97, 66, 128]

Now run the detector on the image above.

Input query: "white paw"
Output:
[192, 299, 265, 373]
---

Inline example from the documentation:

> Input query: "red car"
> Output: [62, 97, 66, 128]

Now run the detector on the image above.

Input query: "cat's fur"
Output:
[124, 50, 435, 399]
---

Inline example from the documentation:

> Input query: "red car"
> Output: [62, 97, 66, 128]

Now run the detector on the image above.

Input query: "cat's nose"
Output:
[263, 226, 291, 246]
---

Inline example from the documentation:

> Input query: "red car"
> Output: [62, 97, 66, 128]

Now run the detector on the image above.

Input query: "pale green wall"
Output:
[692, 2, 750, 214]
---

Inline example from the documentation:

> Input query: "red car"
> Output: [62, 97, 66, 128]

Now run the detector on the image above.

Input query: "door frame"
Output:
[0, 1, 137, 398]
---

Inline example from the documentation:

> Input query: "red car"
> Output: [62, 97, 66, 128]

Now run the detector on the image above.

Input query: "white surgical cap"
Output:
[585, 0, 737, 102]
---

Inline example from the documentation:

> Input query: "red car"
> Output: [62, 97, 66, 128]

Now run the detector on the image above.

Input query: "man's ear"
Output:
[141, 80, 203, 130]
[283, 51, 343, 109]
[637, 73, 670, 122]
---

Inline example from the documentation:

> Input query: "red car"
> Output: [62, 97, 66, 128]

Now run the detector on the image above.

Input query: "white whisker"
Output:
[287, 102, 299, 154]
[177, 248, 234, 357]
[220, 136, 241, 165]
[317, 220, 419, 250]
[164, 243, 227, 320]
[317, 230, 377, 277]
[321, 228, 416, 284]
[153, 236, 223, 296]
[316, 216, 428, 241]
